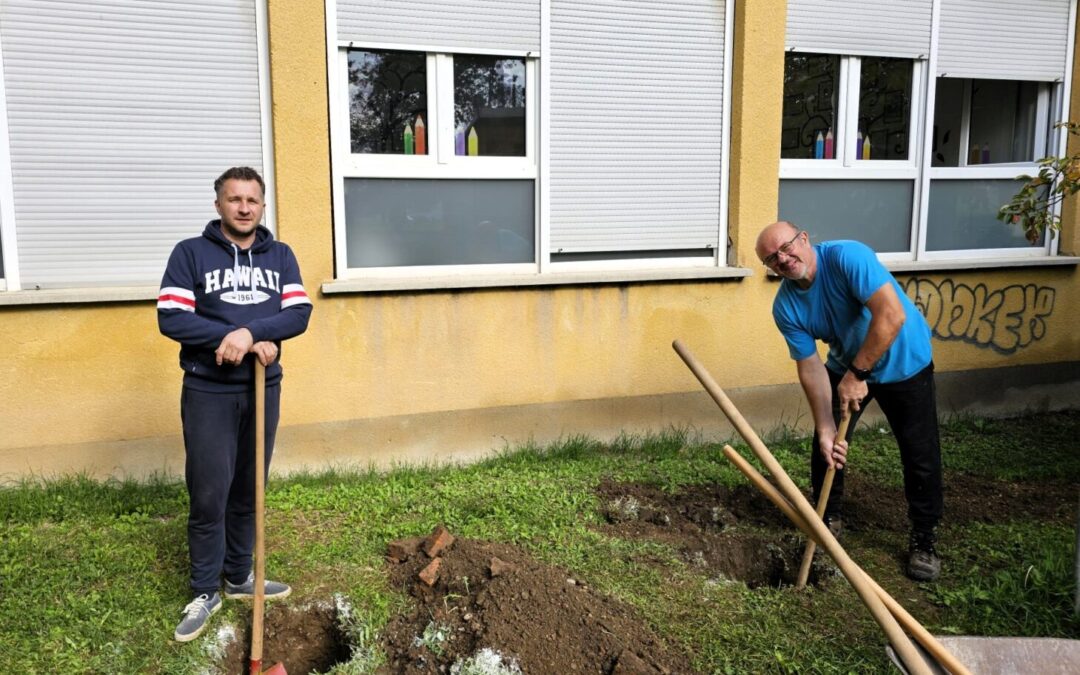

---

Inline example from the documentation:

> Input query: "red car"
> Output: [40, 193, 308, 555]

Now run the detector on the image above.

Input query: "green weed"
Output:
[0, 410, 1076, 673]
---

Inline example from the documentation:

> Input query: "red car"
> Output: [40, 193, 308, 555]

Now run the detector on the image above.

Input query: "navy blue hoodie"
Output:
[158, 220, 312, 392]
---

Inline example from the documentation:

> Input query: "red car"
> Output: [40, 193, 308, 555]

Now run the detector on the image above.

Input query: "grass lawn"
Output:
[1, 410, 1077, 673]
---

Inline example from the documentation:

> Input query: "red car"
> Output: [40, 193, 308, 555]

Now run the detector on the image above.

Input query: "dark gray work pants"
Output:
[811, 363, 943, 534]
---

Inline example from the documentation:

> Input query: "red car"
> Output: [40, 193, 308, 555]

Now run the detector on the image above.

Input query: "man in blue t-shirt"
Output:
[755, 220, 943, 581]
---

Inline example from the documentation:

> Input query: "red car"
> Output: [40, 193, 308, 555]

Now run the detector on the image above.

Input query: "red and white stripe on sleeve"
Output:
[281, 283, 311, 309]
[157, 287, 196, 312]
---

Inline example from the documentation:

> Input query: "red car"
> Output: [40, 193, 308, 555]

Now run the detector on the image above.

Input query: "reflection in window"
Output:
[858, 57, 912, 161]
[932, 79, 1040, 167]
[349, 50, 427, 155]
[781, 54, 839, 159]
[931, 79, 964, 167]
[453, 56, 526, 157]
[971, 81, 1039, 164]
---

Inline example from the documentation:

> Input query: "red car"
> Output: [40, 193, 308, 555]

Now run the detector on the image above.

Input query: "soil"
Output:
[593, 479, 832, 588]
[215, 467, 1077, 674]
[218, 600, 351, 675]
[379, 538, 696, 674]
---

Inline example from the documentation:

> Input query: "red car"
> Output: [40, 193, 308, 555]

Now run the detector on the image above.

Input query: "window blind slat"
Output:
[550, 0, 726, 254]
[786, 0, 933, 58]
[937, 0, 1071, 81]
[337, 0, 540, 52]
[1, 0, 264, 289]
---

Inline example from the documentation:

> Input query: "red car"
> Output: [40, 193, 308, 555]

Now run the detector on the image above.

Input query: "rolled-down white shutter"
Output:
[786, 0, 933, 58]
[550, 0, 726, 254]
[0, 0, 265, 289]
[937, 0, 1073, 81]
[337, 0, 540, 53]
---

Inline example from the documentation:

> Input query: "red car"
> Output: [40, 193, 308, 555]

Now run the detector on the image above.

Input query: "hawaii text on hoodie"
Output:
[157, 220, 313, 392]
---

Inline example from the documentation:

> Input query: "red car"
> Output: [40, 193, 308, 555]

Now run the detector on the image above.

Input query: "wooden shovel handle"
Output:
[721, 445, 971, 675]
[671, 339, 932, 675]
[795, 414, 850, 589]
[251, 361, 266, 673]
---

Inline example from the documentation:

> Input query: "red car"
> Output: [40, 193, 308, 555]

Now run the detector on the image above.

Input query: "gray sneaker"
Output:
[174, 592, 221, 642]
[906, 531, 942, 582]
[824, 516, 843, 540]
[223, 571, 292, 600]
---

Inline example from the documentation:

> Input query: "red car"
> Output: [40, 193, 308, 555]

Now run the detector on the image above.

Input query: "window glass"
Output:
[453, 56, 526, 156]
[349, 50, 428, 155]
[344, 178, 534, 267]
[933, 79, 1040, 166]
[858, 57, 912, 160]
[926, 179, 1041, 250]
[931, 78, 965, 166]
[969, 80, 1039, 164]
[778, 179, 913, 252]
[781, 54, 839, 159]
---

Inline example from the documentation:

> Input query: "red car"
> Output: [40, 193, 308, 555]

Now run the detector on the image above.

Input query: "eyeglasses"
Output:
[762, 230, 804, 267]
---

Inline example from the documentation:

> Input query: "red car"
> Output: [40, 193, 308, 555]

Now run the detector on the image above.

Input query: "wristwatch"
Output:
[849, 364, 872, 381]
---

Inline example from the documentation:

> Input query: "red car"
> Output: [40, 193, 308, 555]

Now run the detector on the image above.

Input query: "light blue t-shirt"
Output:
[772, 240, 932, 384]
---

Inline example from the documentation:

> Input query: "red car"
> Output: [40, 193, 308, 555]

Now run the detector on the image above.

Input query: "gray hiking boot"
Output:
[906, 530, 941, 582]
[174, 592, 221, 642]
[223, 571, 292, 600]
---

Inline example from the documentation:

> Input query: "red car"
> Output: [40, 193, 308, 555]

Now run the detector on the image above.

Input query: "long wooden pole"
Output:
[672, 339, 932, 675]
[251, 361, 266, 675]
[796, 414, 850, 589]
[722, 446, 970, 675]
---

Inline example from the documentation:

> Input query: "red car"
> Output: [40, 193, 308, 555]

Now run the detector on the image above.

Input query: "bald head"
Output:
[756, 220, 814, 284]
[755, 221, 799, 261]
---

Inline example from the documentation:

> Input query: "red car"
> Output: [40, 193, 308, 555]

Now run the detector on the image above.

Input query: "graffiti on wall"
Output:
[902, 278, 1055, 354]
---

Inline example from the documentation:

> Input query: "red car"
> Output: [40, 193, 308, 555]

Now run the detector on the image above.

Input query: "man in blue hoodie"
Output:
[756, 220, 942, 582]
[158, 166, 312, 642]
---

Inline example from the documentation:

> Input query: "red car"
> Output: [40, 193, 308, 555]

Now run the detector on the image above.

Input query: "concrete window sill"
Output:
[321, 267, 753, 294]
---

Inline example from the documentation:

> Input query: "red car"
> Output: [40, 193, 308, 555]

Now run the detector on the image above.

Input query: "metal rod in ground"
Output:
[671, 339, 932, 675]
[796, 414, 851, 589]
[722, 445, 971, 675]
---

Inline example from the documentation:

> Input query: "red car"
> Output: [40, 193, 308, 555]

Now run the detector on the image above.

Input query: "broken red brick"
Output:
[489, 556, 513, 578]
[418, 557, 442, 586]
[423, 524, 456, 557]
[386, 536, 424, 563]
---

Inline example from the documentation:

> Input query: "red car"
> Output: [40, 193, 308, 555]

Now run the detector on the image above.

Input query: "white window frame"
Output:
[782, 38, 1074, 264]
[329, 37, 540, 280]
[326, 0, 738, 282]
[780, 53, 926, 263]
[918, 79, 1058, 261]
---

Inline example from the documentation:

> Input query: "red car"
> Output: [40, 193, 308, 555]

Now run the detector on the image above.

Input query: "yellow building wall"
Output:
[1, 0, 1078, 478]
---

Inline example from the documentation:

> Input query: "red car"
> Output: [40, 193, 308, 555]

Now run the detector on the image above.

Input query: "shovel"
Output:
[252, 361, 287, 675]
[671, 339, 934, 675]
[721, 445, 971, 675]
[795, 413, 851, 589]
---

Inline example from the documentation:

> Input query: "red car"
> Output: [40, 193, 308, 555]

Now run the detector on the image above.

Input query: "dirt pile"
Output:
[381, 526, 696, 674]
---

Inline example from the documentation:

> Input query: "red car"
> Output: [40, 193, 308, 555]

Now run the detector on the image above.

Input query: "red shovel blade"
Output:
[250, 660, 287, 675]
